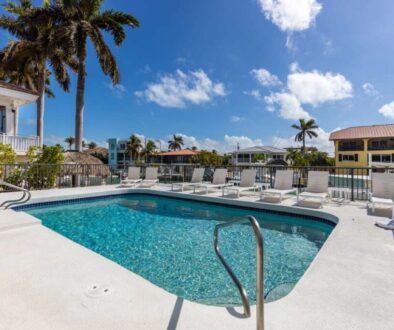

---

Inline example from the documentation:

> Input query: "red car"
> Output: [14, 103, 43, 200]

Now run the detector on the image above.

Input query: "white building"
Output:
[232, 146, 287, 165]
[0, 81, 39, 154]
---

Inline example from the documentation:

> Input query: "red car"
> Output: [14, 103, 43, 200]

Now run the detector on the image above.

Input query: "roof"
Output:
[83, 147, 108, 156]
[157, 149, 200, 156]
[329, 124, 394, 140]
[0, 80, 38, 96]
[234, 146, 287, 154]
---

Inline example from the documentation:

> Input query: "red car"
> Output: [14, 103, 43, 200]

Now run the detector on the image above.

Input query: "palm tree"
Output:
[88, 141, 97, 149]
[64, 136, 75, 150]
[168, 135, 184, 151]
[127, 134, 142, 162]
[38, 1, 139, 151]
[291, 119, 319, 154]
[0, 0, 77, 146]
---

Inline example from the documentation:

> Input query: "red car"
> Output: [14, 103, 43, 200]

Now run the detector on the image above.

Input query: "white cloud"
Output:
[244, 89, 264, 101]
[135, 69, 227, 108]
[378, 101, 394, 119]
[168, 133, 263, 153]
[250, 68, 282, 87]
[362, 82, 379, 97]
[287, 70, 353, 106]
[230, 116, 243, 123]
[258, 0, 322, 32]
[265, 92, 312, 120]
[105, 82, 127, 99]
[272, 127, 337, 154]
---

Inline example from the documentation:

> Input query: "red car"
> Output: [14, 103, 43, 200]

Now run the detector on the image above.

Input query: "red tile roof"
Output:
[0, 80, 38, 96]
[157, 149, 200, 156]
[329, 124, 394, 140]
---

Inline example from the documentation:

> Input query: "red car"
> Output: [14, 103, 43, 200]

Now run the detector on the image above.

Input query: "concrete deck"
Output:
[0, 185, 393, 330]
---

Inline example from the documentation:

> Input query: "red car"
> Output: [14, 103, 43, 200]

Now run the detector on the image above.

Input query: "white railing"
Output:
[0, 134, 39, 153]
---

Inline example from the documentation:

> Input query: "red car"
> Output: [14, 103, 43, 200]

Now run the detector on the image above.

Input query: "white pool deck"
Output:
[0, 184, 393, 330]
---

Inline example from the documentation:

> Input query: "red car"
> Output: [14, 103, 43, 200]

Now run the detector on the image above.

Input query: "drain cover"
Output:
[85, 284, 113, 298]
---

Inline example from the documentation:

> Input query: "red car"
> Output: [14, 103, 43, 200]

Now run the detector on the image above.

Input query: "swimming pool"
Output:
[24, 194, 334, 305]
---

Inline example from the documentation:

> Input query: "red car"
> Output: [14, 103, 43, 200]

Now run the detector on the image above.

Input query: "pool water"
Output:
[25, 194, 334, 305]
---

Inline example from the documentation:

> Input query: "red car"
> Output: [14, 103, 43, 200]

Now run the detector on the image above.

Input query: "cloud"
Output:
[230, 116, 243, 123]
[287, 70, 353, 106]
[378, 101, 394, 119]
[244, 89, 264, 101]
[168, 133, 263, 153]
[250, 68, 282, 87]
[258, 0, 322, 33]
[135, 69, 227, 108]
[265, 92, 312, 120]
[105, 82, 128, 99]
[272, 127, 337, 154]
[362, 82, 379, 97]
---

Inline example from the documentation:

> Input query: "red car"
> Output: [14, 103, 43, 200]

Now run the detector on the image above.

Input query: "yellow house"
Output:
[329, 124, 394, 168]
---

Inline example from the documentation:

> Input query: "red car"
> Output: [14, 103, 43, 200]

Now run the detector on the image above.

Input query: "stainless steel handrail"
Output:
[0, 181, 31, 209]
[213, 215, 264, 330]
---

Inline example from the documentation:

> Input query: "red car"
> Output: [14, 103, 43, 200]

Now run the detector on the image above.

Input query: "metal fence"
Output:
[0, 163, 385, 201]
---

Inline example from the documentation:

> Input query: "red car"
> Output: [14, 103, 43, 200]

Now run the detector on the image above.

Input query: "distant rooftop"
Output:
[157, 149, 200, 156]
[329, 124, 394, 140]
[0, 80, 38, 96]
[234, 146, 287, 154]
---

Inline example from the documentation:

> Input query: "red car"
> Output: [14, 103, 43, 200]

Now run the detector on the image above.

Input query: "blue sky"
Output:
[3, 0, 394, 153]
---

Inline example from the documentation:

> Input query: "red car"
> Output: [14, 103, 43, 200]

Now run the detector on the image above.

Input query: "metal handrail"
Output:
[213, 215, 264, 330]
[0, 181, 31, 209]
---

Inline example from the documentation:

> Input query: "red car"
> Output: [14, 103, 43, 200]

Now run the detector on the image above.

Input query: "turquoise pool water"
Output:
[25, 194, 334, 305]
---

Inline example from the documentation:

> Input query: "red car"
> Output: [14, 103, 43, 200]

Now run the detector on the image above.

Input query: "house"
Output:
[0, 81, 39, 154]
[150, 149, 200, 164]
[231, 146, 287, 165]
[329, 124, 394, 168]
[108, 138, 132, 168]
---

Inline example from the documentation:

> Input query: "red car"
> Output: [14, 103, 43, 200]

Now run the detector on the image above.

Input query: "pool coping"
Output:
[0, 185, 393, 330]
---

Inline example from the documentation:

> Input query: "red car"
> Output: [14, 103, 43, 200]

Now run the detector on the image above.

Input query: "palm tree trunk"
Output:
[75, 40, 87, 152]
[302, 136, 306, 154]
[36, 64, 46, 147]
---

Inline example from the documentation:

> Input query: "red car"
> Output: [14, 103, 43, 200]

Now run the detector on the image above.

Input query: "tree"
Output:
[64, 136, 75, 150]
[0, 144, 17, 164]
[88, 141, 97, 149]
[39, 1, 139, 151]
[252, 154, 266, 163]
[142, 140, 156, 158]
[291, 119, 319, 154]
[191, 150, 224, 166]
[127, 134, 142, 162]
[0, 0, 77, 146]
[168, 134, 184, 151]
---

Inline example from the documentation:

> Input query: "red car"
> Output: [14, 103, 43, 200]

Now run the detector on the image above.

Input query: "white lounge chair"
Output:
[140, 167, 159, 187]
[222, 169, 258, 198]
[369, 173, 394, 220]
[193, 168, 229, 194]
[120, 167, 142, 187]
[171, 168, 205, 192]
[297, 171, 330, 208]
[261, 170, 297, 202]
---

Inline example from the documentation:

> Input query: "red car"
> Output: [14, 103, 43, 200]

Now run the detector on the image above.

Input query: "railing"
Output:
[0, 181, 31, 208]
[0, 163, 391, 200]
[0, 134, 39, 153]
[214, 216, 264, 330]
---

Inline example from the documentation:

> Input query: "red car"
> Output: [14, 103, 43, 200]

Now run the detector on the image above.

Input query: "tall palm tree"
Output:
[127, 134, 142, 162]
[168, 135, 184, 151]
[291, 119, 319, 154]
[0, 0, 77, 146]
[64, 136, 75, 150]
[37, 1, 139, 151]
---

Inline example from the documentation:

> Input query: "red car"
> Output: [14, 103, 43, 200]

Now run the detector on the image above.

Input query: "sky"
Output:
[2, 0, 394, 153]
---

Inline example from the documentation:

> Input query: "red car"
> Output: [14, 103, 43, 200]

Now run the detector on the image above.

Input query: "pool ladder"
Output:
[0, 181, 31, 209]
[213, 215, 264, 330]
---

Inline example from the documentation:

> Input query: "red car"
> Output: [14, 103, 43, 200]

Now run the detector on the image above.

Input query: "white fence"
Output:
[0, 134, 39, 153]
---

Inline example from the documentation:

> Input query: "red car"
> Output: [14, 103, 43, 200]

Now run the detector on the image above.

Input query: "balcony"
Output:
[0, 134, 39, 153]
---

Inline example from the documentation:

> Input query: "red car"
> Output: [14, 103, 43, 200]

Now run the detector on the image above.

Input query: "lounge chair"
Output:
[222, 169, 258, 198]
[375, 221, 394, 230]
[297, 171, 330, 208]
[369, 173, 394, 220]
[193, 168, 229, 194]
[171, 168, 205, 192]
[120, 167, 142, 187]
[140, 167, 159, 187]
[261, 170, 297, 202]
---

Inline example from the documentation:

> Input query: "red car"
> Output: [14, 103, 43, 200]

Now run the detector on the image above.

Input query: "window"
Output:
[119, 143, 126, 150]
[339, 140, 364, 151]
[371, 154, 393, 163]
[370, 140, 388, 150]
[237, 154, 250, 163]
[382, 155, 391, 163]
[372, 154, 381, 162]
[110, 153, 114, 160]
[339, 154, 358, 162]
